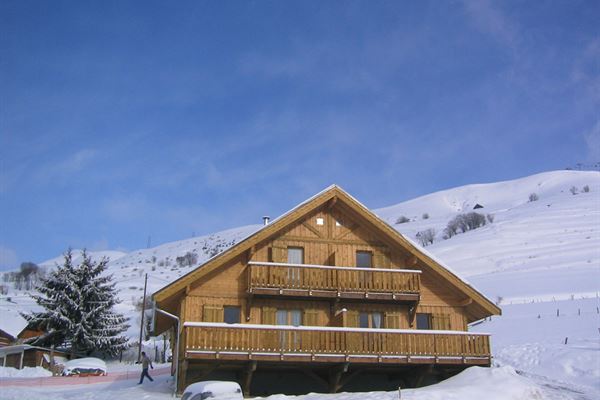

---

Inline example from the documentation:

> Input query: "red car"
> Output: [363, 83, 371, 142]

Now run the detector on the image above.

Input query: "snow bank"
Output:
[408, 366, 543, 400]
[258, 366, 543, 400]
[0, 366, 52, 378]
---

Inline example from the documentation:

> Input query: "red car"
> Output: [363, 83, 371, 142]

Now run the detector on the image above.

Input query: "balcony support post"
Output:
[241, 360, 257, 397]
[328, 362, 349, 393]
[409, 303, 418, 327]
[179, 359, 188, 395]
[246, 293, 254, 322]
[406, 364, 434, 388]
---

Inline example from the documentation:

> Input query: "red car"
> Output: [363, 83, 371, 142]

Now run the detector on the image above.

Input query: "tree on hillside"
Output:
[416, 228, 436, 247]
[23, 249, 129, 356]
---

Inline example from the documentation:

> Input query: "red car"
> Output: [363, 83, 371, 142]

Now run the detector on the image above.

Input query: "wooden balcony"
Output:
[247, 261, 421, 302]
[183, 322, 491, 366]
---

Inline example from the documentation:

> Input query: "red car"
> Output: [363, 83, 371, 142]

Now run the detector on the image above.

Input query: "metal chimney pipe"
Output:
[262, 216, 270, 225]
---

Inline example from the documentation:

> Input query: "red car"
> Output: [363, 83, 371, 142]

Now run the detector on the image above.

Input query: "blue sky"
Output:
[1, 1, 599, 270]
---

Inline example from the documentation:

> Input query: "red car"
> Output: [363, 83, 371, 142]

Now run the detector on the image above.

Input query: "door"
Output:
[287, 247, 304, 287]
[356, 251, 373, 289]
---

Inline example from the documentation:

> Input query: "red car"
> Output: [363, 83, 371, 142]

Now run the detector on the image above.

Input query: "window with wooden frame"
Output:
[287, 247, 304, 264]
[359, 311, 383, 329]
[356, 251, 372, 268]
[276, 309, 302, 326]
[287, 247, 304, 284]
[223, 306, 241, 324]
[416, 313, 432, 330]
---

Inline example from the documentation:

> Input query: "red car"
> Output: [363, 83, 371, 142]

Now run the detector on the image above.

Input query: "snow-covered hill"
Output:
[376, 170, 600, 305]
[1, 170, 599, 398]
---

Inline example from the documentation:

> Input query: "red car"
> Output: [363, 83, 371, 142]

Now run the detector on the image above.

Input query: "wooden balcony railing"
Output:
[183, 322, 491, 365]
[248, 261, 421, 301]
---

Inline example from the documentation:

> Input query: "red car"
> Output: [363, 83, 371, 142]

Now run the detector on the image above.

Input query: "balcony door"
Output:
[277, 309, 302, 349]
[356, 251, 373, 289]
[287, 247, 304, 286]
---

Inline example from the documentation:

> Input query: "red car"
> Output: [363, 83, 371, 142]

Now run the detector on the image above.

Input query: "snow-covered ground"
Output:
[1, 170, 598, 399]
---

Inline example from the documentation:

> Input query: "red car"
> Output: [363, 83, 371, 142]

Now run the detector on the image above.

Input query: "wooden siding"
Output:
[181, 206, 474, 334]
[154, 186, 500, 327]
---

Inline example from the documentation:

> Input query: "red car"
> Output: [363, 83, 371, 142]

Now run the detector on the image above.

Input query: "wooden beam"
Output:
[241, 361, 257, 396]
[297, 367, 329, 388]
[409, 304, 418, 328]
[328, 362, 349, 393]
[327, 197, 337, 209]
[339, 368, 364, 389]
[247, 247, 256, 262]
[281, 234, 385, 247]
[458, 298, 472, 306]
[302, 221, 324, 239]
[412, 364, 434, 388]
[179, 359, 189, 395]
[334, 223, 360, 240]
[245, 294, 253, 322]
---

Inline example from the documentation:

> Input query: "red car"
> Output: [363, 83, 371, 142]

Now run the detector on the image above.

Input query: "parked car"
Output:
[62, 357, 107, 376]
[182, 381, 243, 400]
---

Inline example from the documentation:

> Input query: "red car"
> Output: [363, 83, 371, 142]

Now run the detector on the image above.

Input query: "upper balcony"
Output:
[247, 261, 421, 303]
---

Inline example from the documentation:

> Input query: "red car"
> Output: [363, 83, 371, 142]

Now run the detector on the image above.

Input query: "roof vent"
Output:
[262, 216, 270, 225]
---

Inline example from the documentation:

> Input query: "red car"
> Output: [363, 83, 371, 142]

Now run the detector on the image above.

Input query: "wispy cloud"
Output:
[583, 121, 600, 160]
[103, 195, 152, 222]
[0, 245, 18, 270]
[32, 148, 98, 184]
[461, 0, 519, 50]
[572, 38, 600, 101]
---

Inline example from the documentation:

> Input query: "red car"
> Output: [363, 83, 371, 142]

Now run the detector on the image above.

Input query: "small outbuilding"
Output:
[473, 204, 484, 209]
[0, 344, 70, 370]
[0, 307, 44, 347]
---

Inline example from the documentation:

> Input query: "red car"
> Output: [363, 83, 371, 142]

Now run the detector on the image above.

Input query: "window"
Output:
[276, 309, 302, 326]
[416, 313, 432, 330]
[316, 217, 324, 226]
[356, 251, 372, 268]
[276, 309, 302, 348]
[287, 247, 304, 264]
[287, 247, 303, 284]
[224, 306, 241, 324]
[359, 312, 383, 329]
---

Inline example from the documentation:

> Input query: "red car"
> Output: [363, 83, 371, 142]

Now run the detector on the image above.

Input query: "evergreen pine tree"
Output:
[24, 249, 129, 356]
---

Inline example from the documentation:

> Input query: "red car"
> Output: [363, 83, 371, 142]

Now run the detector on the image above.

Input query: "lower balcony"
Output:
[183, 322, 491, 366]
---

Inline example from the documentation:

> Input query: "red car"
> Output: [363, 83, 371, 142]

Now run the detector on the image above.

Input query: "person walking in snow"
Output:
[138, 351, 154, 384]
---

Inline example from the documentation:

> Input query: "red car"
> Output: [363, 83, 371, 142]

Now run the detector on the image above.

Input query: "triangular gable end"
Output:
[152, 185, 500, 330]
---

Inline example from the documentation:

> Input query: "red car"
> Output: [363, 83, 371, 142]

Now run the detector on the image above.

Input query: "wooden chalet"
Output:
[152, 185, 501, 395]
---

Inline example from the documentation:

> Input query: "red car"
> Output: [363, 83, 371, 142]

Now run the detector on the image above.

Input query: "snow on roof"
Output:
[63, 357, 107, 373]
[0, 307, 29, 339]
[183, 380, 242, 396]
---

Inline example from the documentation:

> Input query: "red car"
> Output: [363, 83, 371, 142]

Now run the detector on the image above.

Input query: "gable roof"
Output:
[0, 307, 29, 339]
[153, 185, 501, 321]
